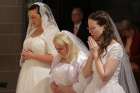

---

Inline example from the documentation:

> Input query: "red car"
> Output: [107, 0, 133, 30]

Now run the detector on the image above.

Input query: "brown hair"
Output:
[88, 11, 116, 57]
[28, 4, 41, 16]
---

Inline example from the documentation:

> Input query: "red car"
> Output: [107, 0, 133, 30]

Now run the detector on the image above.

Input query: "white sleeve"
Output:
[44, 25, 58, 55]
[108, 44, 123, 62]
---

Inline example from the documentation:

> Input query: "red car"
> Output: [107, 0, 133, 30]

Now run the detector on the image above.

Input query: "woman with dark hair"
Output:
[16, 2, 59, 93]
[83, 11, 138, 93]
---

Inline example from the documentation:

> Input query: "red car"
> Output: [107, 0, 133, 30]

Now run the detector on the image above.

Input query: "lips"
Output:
[91, 34, 97, 39]
[90, 33, 96, 36]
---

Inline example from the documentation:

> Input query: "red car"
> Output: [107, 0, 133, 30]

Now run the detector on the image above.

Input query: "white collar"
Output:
[74, 22, 82, 29]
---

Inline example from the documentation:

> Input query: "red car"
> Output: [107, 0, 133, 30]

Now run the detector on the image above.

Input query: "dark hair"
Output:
[28, 4, 41, 16]
[88, 11, 115, 57]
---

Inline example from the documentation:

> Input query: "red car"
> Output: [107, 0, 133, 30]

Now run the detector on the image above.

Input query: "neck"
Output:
[61, 57, 71, 64]
[36, 26, 43, 32]
[31, 26, 44, 37]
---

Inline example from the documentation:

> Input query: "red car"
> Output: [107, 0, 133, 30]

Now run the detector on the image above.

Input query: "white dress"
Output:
[84, 42, 125, 93]
[50, 51, 87, 86]
[16, 34, 53, 93]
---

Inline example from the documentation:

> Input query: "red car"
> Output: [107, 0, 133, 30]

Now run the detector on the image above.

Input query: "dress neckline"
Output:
[30, 31, 44, 39]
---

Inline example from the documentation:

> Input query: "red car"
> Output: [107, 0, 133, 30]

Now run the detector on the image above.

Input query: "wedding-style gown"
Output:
[16, 33, 52, 93]
[84, 42, 125, 93]
[51, 51, 87, 86]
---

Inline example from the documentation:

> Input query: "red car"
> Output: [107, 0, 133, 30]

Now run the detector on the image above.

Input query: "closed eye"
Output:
[87, 27, 96, 31]
[56, 48, 63, 51]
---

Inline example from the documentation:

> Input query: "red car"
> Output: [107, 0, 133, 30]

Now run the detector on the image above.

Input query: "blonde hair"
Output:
[53, 32, 79, 63]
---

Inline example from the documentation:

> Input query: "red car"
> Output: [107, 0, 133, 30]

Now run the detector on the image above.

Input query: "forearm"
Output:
[95, 58, 119, 82]
[82, 54, 94, 78]
[95, 59, 107, 81]
[31, 54, 53, 65]
[62, 86, 76, 93]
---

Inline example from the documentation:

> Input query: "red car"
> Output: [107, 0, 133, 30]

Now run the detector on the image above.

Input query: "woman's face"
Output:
[54, 42, 69, 58]
[88, 19, 104, 40]
[28, 9, 42, 28]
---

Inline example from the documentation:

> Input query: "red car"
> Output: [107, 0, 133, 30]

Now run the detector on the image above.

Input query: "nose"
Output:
[89, 30, 94, 34]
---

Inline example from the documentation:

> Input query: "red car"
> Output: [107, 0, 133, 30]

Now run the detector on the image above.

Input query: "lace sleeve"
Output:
[108, 43, 123, 62]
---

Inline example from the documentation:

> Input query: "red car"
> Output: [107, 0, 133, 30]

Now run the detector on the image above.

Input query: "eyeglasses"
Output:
[87, 27, 97, 32]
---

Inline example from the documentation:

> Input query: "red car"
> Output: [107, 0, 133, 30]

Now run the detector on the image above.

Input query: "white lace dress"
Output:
[84, 42, 125, 93]
[50, 51, 87, 86]
[16, 34, 53, 93]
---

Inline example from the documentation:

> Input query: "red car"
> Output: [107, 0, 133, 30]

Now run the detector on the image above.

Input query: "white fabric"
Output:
[73, 67, 92, 93]
[84, 42, 125, 93]
[73, 22, 81, 35]
[62, 30, 89, 54]
[16, 34, 52, 93]
[16, 2, 59, 93]
[51, 51, 88, 86]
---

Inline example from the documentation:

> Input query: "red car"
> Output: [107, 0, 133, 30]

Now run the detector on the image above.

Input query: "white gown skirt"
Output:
[16, 59, 52, 93]
[84, 79, 125, 93]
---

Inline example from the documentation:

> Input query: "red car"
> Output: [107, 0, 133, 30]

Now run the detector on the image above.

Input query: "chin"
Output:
[32, 24, 37, 28]
[92, 35, 99, 40]
[60, 54, 66, 58]
[91, 35, 95, 39]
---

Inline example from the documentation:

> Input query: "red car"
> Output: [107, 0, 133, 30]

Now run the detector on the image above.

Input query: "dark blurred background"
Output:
[42, 0, 140, 30]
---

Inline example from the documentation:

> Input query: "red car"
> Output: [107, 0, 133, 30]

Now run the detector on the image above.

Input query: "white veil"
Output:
[20, 2, 60, 66]
[108, 15, 139, 93]
[61, 30, 89, 56]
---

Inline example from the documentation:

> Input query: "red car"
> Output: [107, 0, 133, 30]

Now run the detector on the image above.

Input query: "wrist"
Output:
[30, 54, 35, 59]
[94, 57, 99, 62]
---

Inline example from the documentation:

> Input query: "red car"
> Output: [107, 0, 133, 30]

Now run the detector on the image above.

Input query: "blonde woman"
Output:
[50, 31, 89, 93]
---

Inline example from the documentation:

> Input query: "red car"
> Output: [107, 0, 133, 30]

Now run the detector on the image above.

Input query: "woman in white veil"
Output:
[16, 2, 59, 93]
[50, 30, 90, 93]
[83, 11, 139, 93]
